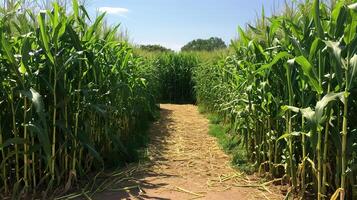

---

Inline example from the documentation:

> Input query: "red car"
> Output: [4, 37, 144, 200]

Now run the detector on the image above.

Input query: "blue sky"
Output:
[87, 0, 286, 51]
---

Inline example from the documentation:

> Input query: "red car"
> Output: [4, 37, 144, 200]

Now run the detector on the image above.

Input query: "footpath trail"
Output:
[96, 104, 284, 200]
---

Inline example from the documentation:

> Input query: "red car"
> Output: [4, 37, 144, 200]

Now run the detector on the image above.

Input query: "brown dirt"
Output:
[94, 104, 285, 200]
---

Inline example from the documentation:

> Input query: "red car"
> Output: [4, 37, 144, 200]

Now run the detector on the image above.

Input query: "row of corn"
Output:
[194, 0, 357, 199]
[0, 0, 159, 198]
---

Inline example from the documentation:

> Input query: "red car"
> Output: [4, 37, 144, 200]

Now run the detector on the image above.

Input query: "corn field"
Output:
[155, 53, 198, 104]
[2, 0, 357, 199]
[0, 0, 158, 198]
[195, 0, 357, 199]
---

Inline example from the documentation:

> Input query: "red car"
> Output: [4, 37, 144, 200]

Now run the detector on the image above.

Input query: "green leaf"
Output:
[21, 34, 32, 68]
[344, 8, 357, 44]
[283, 92, 345, 127]
[72, 0, 79, 19]
[238, 26, 249, 46]
[121, 52, 131, 70]
[289, 35, 307, 58]
[38, 11, 54, 64]
[0, 138, 27, 150]
[300, 107, 316, 124]
[53, 21, 66, 49]
[315, 92, 344, 124]
[324, 40, 344, 68]
[253, 41, 268, 61]
[333, 3, 347, 38]
[80, 5, 91, 21]
[85, 12, 106, 41]
[269, 17, 281, 37]
[349, 54, 357, 88]
[313, 0, 323, 37]
[66, 25, 82, 51]
[77, 132, 103, 164]
[21, 88, 51, 160]
[257, 52, 291, 72]
[295, 56, 323, 94]
[18, 63, 27, 74]
[281, 105, 300, 113]
[248, 24, 261, 35]
[348, 3, 357, 11]
[309, 38, 322, 61]
[21, 88, 45, 113]
[277, 132, 303, 141]
[28, 123, 51, 162]
[104, 24, 121, 41]
[53, 2, 59, 27]
[1, 33, 16, 65]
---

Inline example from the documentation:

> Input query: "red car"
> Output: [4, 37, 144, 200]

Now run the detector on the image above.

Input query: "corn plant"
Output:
[194, 0, 357, 199]
[155, 52, 199, 104]
[0, 0, 158, 198]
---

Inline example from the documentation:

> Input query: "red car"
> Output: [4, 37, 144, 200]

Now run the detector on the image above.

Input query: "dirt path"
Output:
[95, 104, 283, 200]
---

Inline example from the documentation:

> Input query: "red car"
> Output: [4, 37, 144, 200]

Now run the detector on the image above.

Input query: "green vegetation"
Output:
[0, 0, 158, 198]
[2, 0, 357, 199]
[0, 1, 200, 198]
[139, 44, 173, 53]
[181, 37, 227, 52]
[202, 109, 255, 174]
[155, 53, 199, 103]
[194, 0, 357, 199]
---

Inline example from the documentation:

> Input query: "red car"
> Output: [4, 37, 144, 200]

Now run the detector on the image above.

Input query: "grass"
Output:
[199, 106, 255, 174]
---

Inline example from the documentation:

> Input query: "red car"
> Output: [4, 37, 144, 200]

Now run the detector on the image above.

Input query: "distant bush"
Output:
[140, 44, 173, 52]
[181, 37, 227, 52]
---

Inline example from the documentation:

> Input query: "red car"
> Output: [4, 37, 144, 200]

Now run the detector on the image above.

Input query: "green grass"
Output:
[202, 109, 255, 174]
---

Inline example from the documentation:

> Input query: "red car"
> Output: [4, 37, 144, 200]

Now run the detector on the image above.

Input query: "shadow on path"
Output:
[93, 107, 177, 200]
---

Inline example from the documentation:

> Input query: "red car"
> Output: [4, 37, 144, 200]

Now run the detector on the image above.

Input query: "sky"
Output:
[87, 0, 287, 51]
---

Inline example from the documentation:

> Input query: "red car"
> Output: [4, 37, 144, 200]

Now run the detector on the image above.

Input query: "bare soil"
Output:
[94, 104, 285, 200]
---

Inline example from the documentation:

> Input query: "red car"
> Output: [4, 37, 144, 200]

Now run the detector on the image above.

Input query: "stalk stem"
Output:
[11, 92, 19, 183]
[23, 97, 29, 191]
[0, 118, 8, 194]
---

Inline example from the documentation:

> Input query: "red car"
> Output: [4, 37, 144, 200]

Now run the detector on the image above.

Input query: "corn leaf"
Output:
[313, 0, 323, 37]
[295, 56, 323, 94]
[257, 52, 291, 73]
[0, 138, 27, 150]
[72, 0, 79, 19]
[38, 11, 54, 64]
[349, 54, 357, 88]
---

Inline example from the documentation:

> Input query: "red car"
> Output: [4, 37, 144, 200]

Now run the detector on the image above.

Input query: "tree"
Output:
[140, 44, 173, 52]
[181, 37, 227, 52]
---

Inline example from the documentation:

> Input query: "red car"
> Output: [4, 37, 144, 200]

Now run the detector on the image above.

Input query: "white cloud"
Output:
[98, 7, 129, 16]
